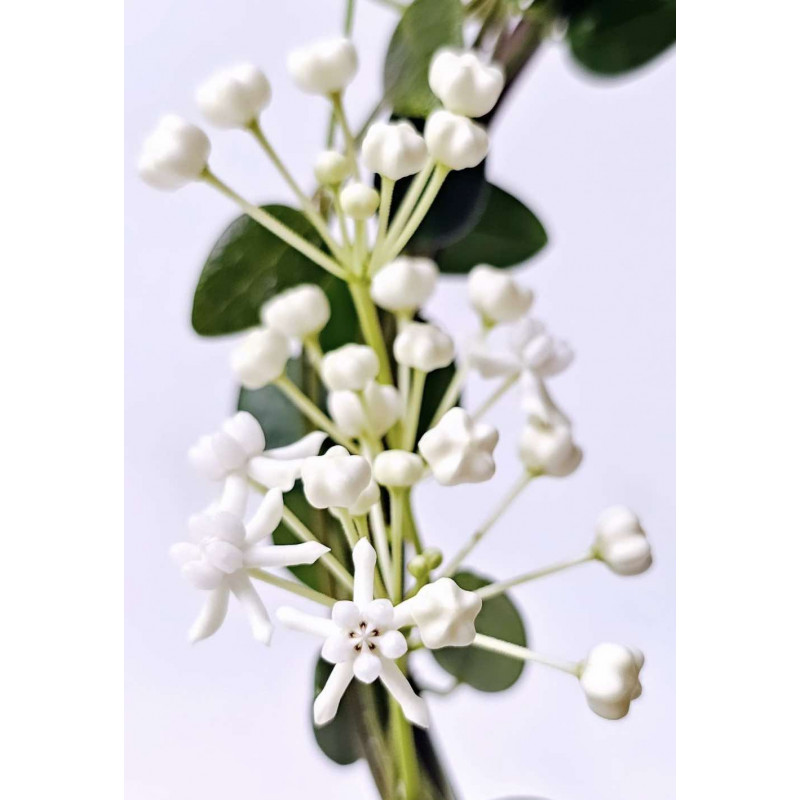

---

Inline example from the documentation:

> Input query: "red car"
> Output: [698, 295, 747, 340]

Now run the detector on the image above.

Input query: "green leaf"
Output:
[192, 205, 349, 336]
[312, 658, 362, 765]
[436, 185, 548, 273]
[384, 0, 464, 117]
[432, 571, 528, 692]
[567, 0, 676, 76]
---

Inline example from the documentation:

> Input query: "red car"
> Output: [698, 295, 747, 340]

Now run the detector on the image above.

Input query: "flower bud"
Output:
[348, 479, 380, 516]
[418, 408, 498, 486]
[510, 317, 573, 377]
[580, 643, 644, 720]
[593, 506, 652, 576]
[230, 328, 290, 390]
[322, 344, 380, 391]
[518, 420, 582, 477]
[340, 182, 380, 219]
[301, 445, 373, 509]
[424, 110, 488, 171]
[196, 64, 271, 128]
[393, 322, 454, 372]
[362, 120, 428, 180]
[370, 257, 438, 313]
[328, 381, 402, 438]
[138, 115, 210, 191]
[287, 37, 358, 95]
[403, 578, 482, 648]
[188, 411, 265, 481]
[314, 150, 352, 186]
[260, 284, 330, 340]
[373, 450, 425, 488]
[467, 265, 533, 325]
[429, 48, 504, 118]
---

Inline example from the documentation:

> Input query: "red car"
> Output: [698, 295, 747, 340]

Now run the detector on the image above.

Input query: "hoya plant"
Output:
[138, 1, 673, 797]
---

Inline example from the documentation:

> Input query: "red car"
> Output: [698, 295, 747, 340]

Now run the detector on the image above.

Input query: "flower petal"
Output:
[219, 471, 249, 517]
[228, 573, 273, 645]
[313, 662, 354, 726]
[353, 650, 382, 683]
[188, 586, 230, 643]
[376, 630, 407, 660]
[276, 606, 337, 639]
[352, 538, 376, 608]
[245, 488, 284, 543]
[248, 456, 303, 492]
[266, 430, 327, 460]
[364, 599, 394, 630]
[205, 540, 244, 574]
[331, 600, 361, 630]
[182, 560, 224, 590]
[378, 658, 429, 728]
[244, 541, 329, 568]
[170, 542, 201, 567]
[321, 631, 355, 664]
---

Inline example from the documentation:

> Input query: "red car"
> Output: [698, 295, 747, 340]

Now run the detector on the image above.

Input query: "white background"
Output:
[3, 2, 800, 800]
[124, 2, 674, 799]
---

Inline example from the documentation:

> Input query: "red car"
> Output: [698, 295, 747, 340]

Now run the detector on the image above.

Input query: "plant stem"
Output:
[404, 492, 423, 555]
[431, 363, 468, 427]
[390, 488, 406, 602]
[201, 169, 347, 280]
[247, 568, 336, 607]
[348, 279, 394, 385]
[476, 552, 596, 600]
[281, 507, 354, 591]
[402, 369, 427, 451]
[472, 372, 520, 420]
[390, 697, 421, 800]
[336, 508, 360, 548]
[274, 375, 355, 449]
[330, 92, 361, 178]
[441, 469, 537, 576]
[471, 633, 582, 677]
[374, 176, 395, 258]
[369, 501, 394, 593]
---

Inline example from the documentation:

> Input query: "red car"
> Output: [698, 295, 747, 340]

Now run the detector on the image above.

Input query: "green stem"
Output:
[390, 698, 421, 800]
[476, 552, 596, 600]
[201, 169, 347, 280]
[348, 280, 394, 385]
[472, 372, 520, 420]
[247, 568, 336, 607]
[402, 369, 427, 451]
[404, 492, 423, 555]
[373, 176, 395, 262]
[389, 488, 406, 603]
[336, 509, 360, 548]
[330, 92, 360, 178]
[471, 633, 582, 676]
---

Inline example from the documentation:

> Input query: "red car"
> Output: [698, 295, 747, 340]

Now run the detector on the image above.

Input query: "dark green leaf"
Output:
[433, 571, 528, 692]
[436, 185, 547, 273]
[384, 0, 464, 117]
[312, 658, 362, 765]
[567, 0, 676, 76]
[192, 205, 351, 336]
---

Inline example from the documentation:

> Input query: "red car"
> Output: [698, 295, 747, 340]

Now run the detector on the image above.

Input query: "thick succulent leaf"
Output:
[192, 205, 352, 336]
[567, 0, 676, 76]
[436, 185, 547, 273]
[383, 0, 464, 117]
[432, 571, 528, 692]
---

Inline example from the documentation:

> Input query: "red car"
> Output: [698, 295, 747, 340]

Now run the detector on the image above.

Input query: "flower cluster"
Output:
[144, 38, 651, 743]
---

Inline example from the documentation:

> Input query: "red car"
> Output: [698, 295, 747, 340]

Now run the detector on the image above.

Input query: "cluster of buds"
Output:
[143, 37, 652, 733]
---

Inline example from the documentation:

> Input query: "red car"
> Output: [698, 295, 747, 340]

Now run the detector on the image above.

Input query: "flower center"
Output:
[348, 620, 380, 652]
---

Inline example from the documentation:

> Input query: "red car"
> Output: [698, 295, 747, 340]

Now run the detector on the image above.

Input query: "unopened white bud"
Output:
[424, 110, 488, 171]
[468, 265, 533, 325]
[340, 182, 380, 219]
[314, 150, 352, 185]
[429, 48, 504, 118]
[322, 345, 380, 391]
[301, 445, 372, 509]
[328, 381, 402, 439]
[362, 120, 428, 180]
[287, 37, 358, 95]
[593, 506, 652, 576]
[138, 115, 210, 190]
[196, 64, 271, 128]
[261, 284, 330, 340]
[347, 479, 380, 516]
[400, 578, 482, 648]
[370, 257, 438, 313]
[580, 643, 644, 720]
[230, 328, 290, 390]
[373, 450, 424, 488]
[518, 420, 582, 477]
[393, 322, 454, 372]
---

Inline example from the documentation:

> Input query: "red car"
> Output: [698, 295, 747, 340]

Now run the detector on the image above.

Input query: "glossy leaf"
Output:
[568, 0, 676, 76]
[383, 0, 464, 117]
[436, 185, 547, 273]
[432, 571, 528, 692]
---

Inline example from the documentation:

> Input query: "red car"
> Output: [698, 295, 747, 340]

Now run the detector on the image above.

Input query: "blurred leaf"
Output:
[433, 571, 528, 692]
[312, 658, 362, 765]
[192, 205, 351, 336]
[567, 0, 676, 75]
[436, 185, 547, 273]
[384, 0, 464, 117]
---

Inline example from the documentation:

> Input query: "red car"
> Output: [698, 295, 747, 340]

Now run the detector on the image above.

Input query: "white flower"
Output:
[276, 539, 429, 727]
[370, 256, 438, 314]
[322, 344, 380, 391]
[373, 451, 425, 488]
[393, 322, 454, 372]
[171, 492, 328, 644]
[362, 120, 428, 180]
[579, 643, 644, 720]
[348, 479, 380, 516]
[196, 64, 271, 128]
[314, 150, 352, 185]
[138, 115, 210, 191]
[230, 328, 290, 390]
[593, 506, 652, 576]
[328, 381, 402, 439]
[287, 37, 358, 95]
[260, 285, 331, 340]
[467, 265, 533, 325]
[424, 110, 488, 171]
[470, 317, 573, 380]
[189, 412, 326, 496]
[518, 419, 583, 477]
[340, 182, 380, 219]
[301, 445, 373, 509]
[429, 48, 504, 118]
[394, 578, 481, 649]
[418, 408, 498, 486]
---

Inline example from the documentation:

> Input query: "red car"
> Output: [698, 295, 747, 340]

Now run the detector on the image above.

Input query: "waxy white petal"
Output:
[245, 488, 284, 543]
[353, 651, 382, 683]
[244, 541, 329, 568]
[314, 662, 355, 726]
[352, 538, 376, 607]
[229, 573, 273, 645]
[188, 586, 230, 643]
[276, 606, 338, 639]
[379, 658, 430, 728]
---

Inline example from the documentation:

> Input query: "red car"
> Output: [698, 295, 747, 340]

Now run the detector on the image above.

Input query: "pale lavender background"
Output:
[125, 1, 675, 798]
